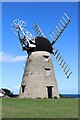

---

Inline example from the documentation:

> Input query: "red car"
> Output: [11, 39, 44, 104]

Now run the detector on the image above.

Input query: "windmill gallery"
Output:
[11, 13, 72, 99]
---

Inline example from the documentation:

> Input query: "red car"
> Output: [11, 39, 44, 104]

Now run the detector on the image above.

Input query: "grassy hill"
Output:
[2, 98, 78, 118]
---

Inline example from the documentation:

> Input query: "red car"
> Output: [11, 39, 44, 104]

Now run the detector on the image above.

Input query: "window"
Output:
[21, 85, 26, 93]
[43, 55, 49, 62]
[44, 68, 51, 77]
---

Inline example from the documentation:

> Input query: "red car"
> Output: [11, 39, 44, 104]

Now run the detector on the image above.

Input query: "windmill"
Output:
[11, 13, 72, 98]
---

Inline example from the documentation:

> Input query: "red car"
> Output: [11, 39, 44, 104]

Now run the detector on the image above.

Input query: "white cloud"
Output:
[0, 52, 27, 62]
[10, 56, 27, 62]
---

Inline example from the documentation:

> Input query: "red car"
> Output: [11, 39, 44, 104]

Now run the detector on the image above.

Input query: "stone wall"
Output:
[19, 51, 59, 98]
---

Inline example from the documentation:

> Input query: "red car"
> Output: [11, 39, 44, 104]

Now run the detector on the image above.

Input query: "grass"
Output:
[0, 99, 2, 119]
[2, 98, 78, 118]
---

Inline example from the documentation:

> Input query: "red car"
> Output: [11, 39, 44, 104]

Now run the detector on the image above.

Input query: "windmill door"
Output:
[47, 86, 52, 98]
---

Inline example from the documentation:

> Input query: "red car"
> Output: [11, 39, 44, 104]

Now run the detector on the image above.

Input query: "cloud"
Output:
[0, 52, 27, 62]
[10, 56, 27, 62]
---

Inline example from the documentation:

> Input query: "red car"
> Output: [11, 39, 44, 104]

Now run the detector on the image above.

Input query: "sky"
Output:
[0, 2, 78, 94]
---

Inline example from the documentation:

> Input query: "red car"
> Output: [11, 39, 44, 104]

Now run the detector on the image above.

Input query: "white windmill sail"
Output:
[32, 22, 45, 37]
[53, 49, 72, 78]
[11, 19, 36, 50]
[50, 13, 70, 45]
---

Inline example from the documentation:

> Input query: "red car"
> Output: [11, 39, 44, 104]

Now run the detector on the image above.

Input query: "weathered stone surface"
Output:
[19, 51, 59, 98]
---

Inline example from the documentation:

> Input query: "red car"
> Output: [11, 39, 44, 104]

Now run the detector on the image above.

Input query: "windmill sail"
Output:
[53, 49, 72, 78]
[50, 13, 70, 45]
[32, 22, 45, 37]
[11, 19, 36, 50]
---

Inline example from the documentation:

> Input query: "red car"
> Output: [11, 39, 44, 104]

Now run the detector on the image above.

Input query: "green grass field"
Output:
[2, 98, 78, 118]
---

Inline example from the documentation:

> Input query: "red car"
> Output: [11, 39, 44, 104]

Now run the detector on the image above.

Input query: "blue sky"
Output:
[1, 2, 78, 94]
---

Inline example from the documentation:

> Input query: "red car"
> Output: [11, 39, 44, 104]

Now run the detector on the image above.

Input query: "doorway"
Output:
[47, 86, 53, 98]
[21, 85, 25, 93]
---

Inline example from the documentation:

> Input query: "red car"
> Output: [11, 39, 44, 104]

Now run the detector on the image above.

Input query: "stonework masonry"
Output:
[19, 51, 59, 98]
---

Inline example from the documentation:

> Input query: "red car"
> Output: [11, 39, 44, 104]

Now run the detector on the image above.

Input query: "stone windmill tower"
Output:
[11, 13, 72, 98]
